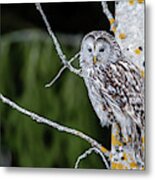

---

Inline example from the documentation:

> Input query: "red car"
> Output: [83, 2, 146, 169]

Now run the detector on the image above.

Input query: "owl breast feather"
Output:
[82, 60, 144, 130]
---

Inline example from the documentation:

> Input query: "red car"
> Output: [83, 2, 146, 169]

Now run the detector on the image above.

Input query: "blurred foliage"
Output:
[0, 30, 111, 168]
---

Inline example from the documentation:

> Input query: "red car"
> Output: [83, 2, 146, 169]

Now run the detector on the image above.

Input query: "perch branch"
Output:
[0, 94, 109, 166]
[35, 3, 82, 77]
[45, 52, 80, 88]
[101, 1, 117, 33]
[74, 147, 109, 169]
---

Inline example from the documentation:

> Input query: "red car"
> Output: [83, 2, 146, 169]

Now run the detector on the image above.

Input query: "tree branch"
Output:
[74, 147, 109, 169]
[45, 52, 80, 88]
[101, 1, 117, 33]
[35, 3, 82, 77]
[0, 94, 109, 167]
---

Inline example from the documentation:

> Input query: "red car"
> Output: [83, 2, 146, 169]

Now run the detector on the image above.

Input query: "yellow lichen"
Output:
[141, 136, 145, 144]
[111, 162, 127, 169]
[134, 48, 141, 55]
[130, 162, 138, 169]
[122, 152, 128, 161]
[140, 70, 145, 78]
[100, 146, 108, 153]
[112, 134, 123, 146]
[129, 0, 134, 5]
[109, 18, 115, 25]
[119, 33, 127, 40]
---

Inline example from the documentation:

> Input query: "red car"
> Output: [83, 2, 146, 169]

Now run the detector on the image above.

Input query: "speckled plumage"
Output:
[80, 31, 144, 162]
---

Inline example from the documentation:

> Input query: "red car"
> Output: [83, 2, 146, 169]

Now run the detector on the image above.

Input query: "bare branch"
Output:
[94, 147, 110, 169]
[101, 1, 117, 33]
[0, 94, 109, 160]
[45, 66, 66, 88]
[45, 52, 80, 88]
[35, 3, 82, 76]
[74, 147, 109, 169]
[75, 147, 95, 169]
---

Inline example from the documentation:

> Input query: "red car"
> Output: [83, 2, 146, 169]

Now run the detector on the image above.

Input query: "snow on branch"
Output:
[0, 94, 109, 167]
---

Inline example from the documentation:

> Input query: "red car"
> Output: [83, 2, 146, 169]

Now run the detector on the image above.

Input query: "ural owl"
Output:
[80, 31, 144, 161]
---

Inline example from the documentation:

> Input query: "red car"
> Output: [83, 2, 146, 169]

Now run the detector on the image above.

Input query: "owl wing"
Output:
[98, 59, 144, 128]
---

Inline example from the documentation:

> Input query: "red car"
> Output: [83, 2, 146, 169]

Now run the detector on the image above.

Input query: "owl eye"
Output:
[88, 48, 92, 53]
[99, 48, 105, 52]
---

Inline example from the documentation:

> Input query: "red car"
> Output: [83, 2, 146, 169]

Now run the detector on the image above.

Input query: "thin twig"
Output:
[0, 94, 109, 160]
[45, 52, 80, 88]
[74, 147, 109, 169]
[75, 147, 95, 169]
[35, 3, 82, 76]
[45, 66, 66, 88]
[94, 147, 110, 169]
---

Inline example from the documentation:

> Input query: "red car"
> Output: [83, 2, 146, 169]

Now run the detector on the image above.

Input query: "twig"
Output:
[101, 1, 117, 33]
[45, 52, 80, 88]
[0, 94, 109, 163]
[94, 147, 110, 169]
[74, 147, 95, 169]
[35, 3, 82, 76]
[45, 66, 66, 88]
[74, 147, 109, 169]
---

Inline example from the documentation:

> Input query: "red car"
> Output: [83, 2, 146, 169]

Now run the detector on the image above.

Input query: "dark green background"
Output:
[0, 2, 114, 168]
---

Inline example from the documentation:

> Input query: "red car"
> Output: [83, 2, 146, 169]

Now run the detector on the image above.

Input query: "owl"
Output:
[79, 31, 144, 162]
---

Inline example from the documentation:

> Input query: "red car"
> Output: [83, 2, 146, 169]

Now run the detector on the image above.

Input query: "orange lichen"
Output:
[138, 0, 144, 4]
[119, 33, 127, 40]
[111, 26, 117, 33]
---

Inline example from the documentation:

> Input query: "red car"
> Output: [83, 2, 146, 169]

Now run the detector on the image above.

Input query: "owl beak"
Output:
[93, 56, 97, 65]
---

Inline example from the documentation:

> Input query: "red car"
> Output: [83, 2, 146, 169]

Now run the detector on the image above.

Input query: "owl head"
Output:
[80, 31, 122, 68]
